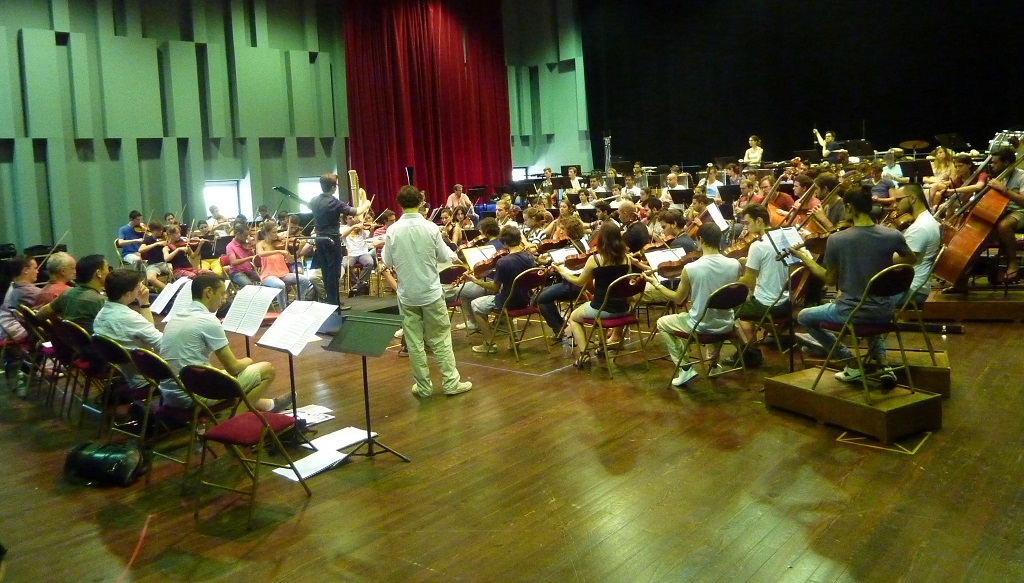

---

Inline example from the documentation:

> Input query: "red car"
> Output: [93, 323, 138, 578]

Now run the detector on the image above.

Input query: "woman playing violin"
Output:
[452, 206, 473, 230]
[555, 223, 633, 368]
[163, 225, 209, 279]
[139, 221, 172, 290]
[256, 220, 314, 309]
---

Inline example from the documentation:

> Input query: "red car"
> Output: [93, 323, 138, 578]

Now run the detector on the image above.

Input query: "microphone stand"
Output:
[767, 231, 797, 373]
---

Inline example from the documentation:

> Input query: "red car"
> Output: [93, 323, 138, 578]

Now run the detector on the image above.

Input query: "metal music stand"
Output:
[324, 312, 410, 462]
[288, 235, 319, 301]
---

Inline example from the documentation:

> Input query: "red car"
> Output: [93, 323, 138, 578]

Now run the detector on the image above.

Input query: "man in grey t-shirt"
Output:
[793, 185, 914, 383]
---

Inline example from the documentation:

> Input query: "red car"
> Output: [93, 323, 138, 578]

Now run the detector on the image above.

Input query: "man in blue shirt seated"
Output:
[462, 226, 537, 354]
[115, 210, 145, 266]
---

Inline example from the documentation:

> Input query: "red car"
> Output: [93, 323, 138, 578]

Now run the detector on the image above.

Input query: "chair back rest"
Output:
[898, 246, 944, 313]
[439, 265, 467, 285]
[865, 264, 915, 298]
[498, 267, 550, 310]
[91, 334, 132, 366]
[593, 272, 645, 314]
[706, 282, 749, 311]
[130, 348, 176, 384]
[179, 364, 244, 404]
[45, 319, 78, 360]
[12, 306, 43, 343]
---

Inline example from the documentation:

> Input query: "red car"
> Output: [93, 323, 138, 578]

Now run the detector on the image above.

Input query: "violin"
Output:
[650, 251, 700, 280]
[459, 233, 488, 250]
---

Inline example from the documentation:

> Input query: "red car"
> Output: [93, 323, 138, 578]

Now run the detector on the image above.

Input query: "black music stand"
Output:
[669, 188, 694, 208]
[324, 312, 410, 462]
[899, 160, 933, 183]
[717, 185, 739, 221]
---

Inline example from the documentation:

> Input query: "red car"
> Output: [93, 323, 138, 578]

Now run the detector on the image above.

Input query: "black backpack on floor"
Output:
[64, 442, 144, 487]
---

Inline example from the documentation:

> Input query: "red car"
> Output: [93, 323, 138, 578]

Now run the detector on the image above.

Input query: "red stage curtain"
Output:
[343, 0, 512, 213]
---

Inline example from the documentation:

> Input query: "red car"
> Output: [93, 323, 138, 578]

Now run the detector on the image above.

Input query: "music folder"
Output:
[717, 185, 739, 220]
[899, 160, 933, 181]
[669, 188, 694, 207]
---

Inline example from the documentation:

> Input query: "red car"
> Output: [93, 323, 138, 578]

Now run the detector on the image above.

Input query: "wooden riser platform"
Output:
[801, 349, 951, 397]
[922, 289, 1024, 322]
[764, 368, 943, 444]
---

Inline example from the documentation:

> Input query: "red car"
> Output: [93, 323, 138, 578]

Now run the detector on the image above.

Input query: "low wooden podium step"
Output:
[922, 289, 1024, 322]
[764, 368, 943, 444]
[801, 349, 951, 397]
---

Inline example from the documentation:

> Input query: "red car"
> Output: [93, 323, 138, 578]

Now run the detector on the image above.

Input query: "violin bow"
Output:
[38, 230, 70, 272]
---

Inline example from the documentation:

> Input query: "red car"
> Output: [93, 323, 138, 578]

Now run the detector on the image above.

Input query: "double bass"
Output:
[933, 150, 1024, 284]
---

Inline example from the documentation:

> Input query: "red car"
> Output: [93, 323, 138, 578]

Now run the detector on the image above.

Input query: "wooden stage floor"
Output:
[1, 316, 1022, 582]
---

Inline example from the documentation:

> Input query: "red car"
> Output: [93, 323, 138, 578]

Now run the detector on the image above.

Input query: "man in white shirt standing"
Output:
[383, 185, 472, 398]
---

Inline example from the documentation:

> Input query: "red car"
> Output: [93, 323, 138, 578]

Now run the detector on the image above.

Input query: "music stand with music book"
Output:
[324, 311, 410, 462]
[669, 188, 694, 208]
[899, 160, 933, 183]
[221, 284, 281, 357]
[255, 299, 340, 449]
[717, 185, 739, 220]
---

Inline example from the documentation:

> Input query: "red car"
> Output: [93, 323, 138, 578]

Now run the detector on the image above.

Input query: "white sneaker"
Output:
[472, 343, 497, 354]
[444, 381, 473, 396]
[393, 329, 404, 339]
[455, 322, 478, 331]
[834, 367, 862, 382]
[411, 384, 433, 398]
[671, 366, 699, 387]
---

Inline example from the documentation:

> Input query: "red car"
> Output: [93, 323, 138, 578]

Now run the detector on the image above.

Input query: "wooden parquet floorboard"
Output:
[2, 319, 1024, 582]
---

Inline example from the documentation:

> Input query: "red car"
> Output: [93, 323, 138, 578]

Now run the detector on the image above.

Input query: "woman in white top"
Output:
[256, 220, 314, 309]
[698, 165, 724, 200]
[742, 135, 763, 166]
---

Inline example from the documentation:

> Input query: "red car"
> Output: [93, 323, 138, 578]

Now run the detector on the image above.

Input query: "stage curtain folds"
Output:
[343, 0, 512, 212]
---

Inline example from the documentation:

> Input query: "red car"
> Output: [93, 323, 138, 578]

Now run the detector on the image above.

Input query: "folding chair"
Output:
[743, 266, 808, 354]
[49, 319, 112, 426]
[130, 348, 217, 488]
[666, 282, 750, 386]
[579, 272, 650, 377]
[810, 264, 916, 404]
[179, 364, 311, 529]
[893, 247, 945, 365]
[483, 267, 552, 361]
[439, 265, 469, 325]
[91, 335, 153, 439]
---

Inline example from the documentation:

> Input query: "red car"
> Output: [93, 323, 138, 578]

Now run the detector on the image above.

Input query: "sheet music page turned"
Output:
[221, 285, 281, 336]
[151, 277, 190, 314]
[256, 300, 338, 355]
[162, 279, 194, 323]
[765, 227, 806, 266]
[705, 203, 730, 232]
[644, 248, 685, 282]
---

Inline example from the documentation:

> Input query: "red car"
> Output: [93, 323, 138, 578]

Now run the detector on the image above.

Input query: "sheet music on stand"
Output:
[547, 247, 582, 275]
[765, 227, 806, 266]
[644, 248, 687, 283]
[162, 279, 194, 322]
[150, 277, 190, 315]
[461, 245, 497, 271]
[256, 300, 338, 355]
[705, 203, 730, 232]
[221, 285, 281, 337]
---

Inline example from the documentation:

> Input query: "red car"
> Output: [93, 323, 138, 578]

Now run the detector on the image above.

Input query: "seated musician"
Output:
[661, 172, 686, 209]
[451, 206, 473, 231]
[565, 166, 583, 192]
[0, 256, 40, 343]
[138, 222, 171, 290]
[454, 218, 502, 334]
[988, 147, 1024, 282]
[462, 226, 537, 354]
[555, 223, 633, 368]
[543, 200, 578, 239]
[633, 161, 648, 188]
[93, 269, 162, 393]
[225, 223, 260, 287]
[163, 212, 178, 228]
[589, 200, 619, 232]
[728, 203, 791, 367]
[529, 197, 554, 225]
[344, 214, 382, 297]
[439, 207, 460, 247]
[813, 128, 840, 164]
[644, 222, 743, 387]
[893, 184, 941, 303]
[256, 204, 272, 224]
[923, 146, 955, 189]
[931, 153, 988, 211]
[881, 151, 909, 185]
[792, 185, 915, 382]
[618, 201, 651, 253]
[35, 252, 76, 307]
[521, 207, 549, 249]
[807, 173, 843, 231]
[207, 205, 232, 236]
[37, 254, 109, 333]
[869, 162, 899, 207]
[724, 163, 742, 186]
[163, 225, 207, 279]
[540, 168, 555, 201]
[641, 197, 662, 236]
[195, 223, 225, 277]
[778, 174, 813, 214]
[624, 175, 641, 199]
[608, 185, 626, 208]
[158, 272, 291, 412]
[536, 215, 588, 340]
[495, 199, 520, 232]
[590, 176, 606, 194]
[698, 165, 724, 200]
[636, 208, 698, 304]
[256, 220, 314, 309]
[115, 210, 145, 266]
[743, 135, 763, 166]
[683, 192, 711, 228]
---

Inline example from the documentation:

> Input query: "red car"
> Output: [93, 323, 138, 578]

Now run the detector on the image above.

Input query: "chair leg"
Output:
[810, 329, 845, 392]
[847, 332, 872, 405]
[892, 330, 915, 393]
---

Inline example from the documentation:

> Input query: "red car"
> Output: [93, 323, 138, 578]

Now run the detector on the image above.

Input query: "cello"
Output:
[932, 150, 1024, 284]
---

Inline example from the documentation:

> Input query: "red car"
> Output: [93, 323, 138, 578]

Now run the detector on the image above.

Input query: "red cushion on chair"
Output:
[581, 315, 638, 328]
[202, 411, 295, 446]
[505, 306, 539, 318]
[820, 322, 897, 336]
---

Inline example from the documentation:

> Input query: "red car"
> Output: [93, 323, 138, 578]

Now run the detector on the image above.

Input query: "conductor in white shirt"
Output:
[383, 185, 473, 398]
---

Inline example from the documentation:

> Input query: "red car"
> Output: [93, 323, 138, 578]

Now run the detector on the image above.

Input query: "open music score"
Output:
[221, 285, 282, 336]
[162, 279, 195, 323]
[765, 227, 805, 266]
[644, 248, 687, 283]
[705, 203, 730, 232]
[256, 300, 338, 356]
[547, 246, 583, 275]
[150, 277, 190, 315]
[461, 244, 498, 271]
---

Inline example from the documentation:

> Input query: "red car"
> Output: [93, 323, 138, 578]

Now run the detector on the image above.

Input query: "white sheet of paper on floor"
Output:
[302, 426, 378, 451]
[272, 449, 348, 482]
[287, 404, 335, 426]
